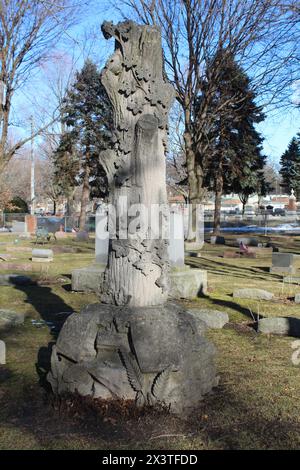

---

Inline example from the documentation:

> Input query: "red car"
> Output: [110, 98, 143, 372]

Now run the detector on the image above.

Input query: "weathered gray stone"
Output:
[270, 252, 296, 274]
[72, 264, 106, 293]
[233, 288, 274, 300]
[0, 310, 24, 328]
[258, 317, 300, 337]
[0, 340, 5, 364]
[48, 303, 218, 415]
[32, 248, 53, 262]
[0, 274, 33, 286]
[187, 309, 229, 329]
[169, 266, 207, 299]
[294, 293, 300, 303]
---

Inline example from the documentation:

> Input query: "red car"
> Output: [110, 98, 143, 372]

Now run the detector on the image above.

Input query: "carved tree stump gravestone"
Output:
[48, 21, 218, 415]
[99, 21, 174, 307]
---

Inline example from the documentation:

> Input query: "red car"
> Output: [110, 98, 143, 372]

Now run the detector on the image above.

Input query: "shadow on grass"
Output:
[199, 290, 262, 322]
[1, 372, 300, 449]
[10, 283, 74, 390]
[14, 284, 73, 323]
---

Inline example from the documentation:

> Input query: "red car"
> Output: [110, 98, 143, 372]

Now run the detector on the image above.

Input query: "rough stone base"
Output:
[71, 264, 106, 293]
[47, 302, 218, 415]
[169, 265, 207, 299]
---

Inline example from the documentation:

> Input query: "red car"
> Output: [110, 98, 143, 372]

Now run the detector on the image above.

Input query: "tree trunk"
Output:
[78, 166, 90, 231]
[213, 171, 223, 235]
[52, 200, 57, 216]
[184, 128, 205, 241]
[242, 201, 246, 215]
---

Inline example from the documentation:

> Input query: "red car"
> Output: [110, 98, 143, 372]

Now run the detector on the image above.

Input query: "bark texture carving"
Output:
[99, 21, 175, 307]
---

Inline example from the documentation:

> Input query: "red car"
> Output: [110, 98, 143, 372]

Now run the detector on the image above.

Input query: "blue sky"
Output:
[14, 2, 300, 166]
[258, 108, 299, 166]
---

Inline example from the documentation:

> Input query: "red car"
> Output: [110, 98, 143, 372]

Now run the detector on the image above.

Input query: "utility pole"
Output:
[30, 115, 35, 215]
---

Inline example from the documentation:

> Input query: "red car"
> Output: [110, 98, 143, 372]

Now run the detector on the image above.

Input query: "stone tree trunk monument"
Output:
[48, 21, 218, 415]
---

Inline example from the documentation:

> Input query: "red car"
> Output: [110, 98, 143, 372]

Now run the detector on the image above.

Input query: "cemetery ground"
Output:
[1, 233, 300, 449]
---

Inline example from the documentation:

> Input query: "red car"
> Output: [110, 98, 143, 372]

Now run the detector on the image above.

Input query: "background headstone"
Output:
[76, 231, 89, 242]
[168, 210, 184, 266]
[233, 288, 274, 300]
[270, 252, 295, 274]
[95, 206, 109, 264]
[32, 248, 53, 262]
[25, 215, 37, 234]
[12, 221, 27, 233]
[0, 340, 5, 364]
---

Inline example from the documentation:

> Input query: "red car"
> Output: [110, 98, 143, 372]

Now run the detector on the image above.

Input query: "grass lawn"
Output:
[1, 233, 300, 449]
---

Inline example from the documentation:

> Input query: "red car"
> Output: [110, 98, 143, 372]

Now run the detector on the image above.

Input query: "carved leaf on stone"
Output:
[123, 54, 138, 70]
[117, 21, 132, 40]
[152, 366, 172, 400]
[135, 66, 151, 82]
[127, 97, 144, 115]
[133, 252, 154, 276]
[99, 149, 117, 182]
[117, 132, 133, 154]
[112, 241, 129, 258]
[117, 121, 129, 132]
[119, 348, 143, 393]
[127, 249, 140, 264]
[155, 273, 167, 291]
[119, 79, 137, 97]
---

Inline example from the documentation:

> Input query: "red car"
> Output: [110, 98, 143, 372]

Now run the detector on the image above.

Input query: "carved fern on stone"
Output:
[118, 348, 144, 393]
[152, 366, 171, 401]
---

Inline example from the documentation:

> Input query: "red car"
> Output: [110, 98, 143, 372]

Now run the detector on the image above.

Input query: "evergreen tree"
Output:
[54, 59, 113, 229]
[199, 49, 267, 233]
[279, 136, 300, 199]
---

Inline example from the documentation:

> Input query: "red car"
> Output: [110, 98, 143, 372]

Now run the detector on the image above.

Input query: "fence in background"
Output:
[0, 213, 96, 233]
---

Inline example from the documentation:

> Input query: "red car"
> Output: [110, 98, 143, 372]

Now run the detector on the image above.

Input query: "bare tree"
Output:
[0, 0, 84, 172]
[166, 103, 188, 201]
[114, 0, 299, 217]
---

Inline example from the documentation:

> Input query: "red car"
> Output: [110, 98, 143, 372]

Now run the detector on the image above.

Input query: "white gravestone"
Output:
[0, 340, 6, 365]
[95, 206, 109, 264]
[71, 206, 109, 293]
[168, 209, 185, 267]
